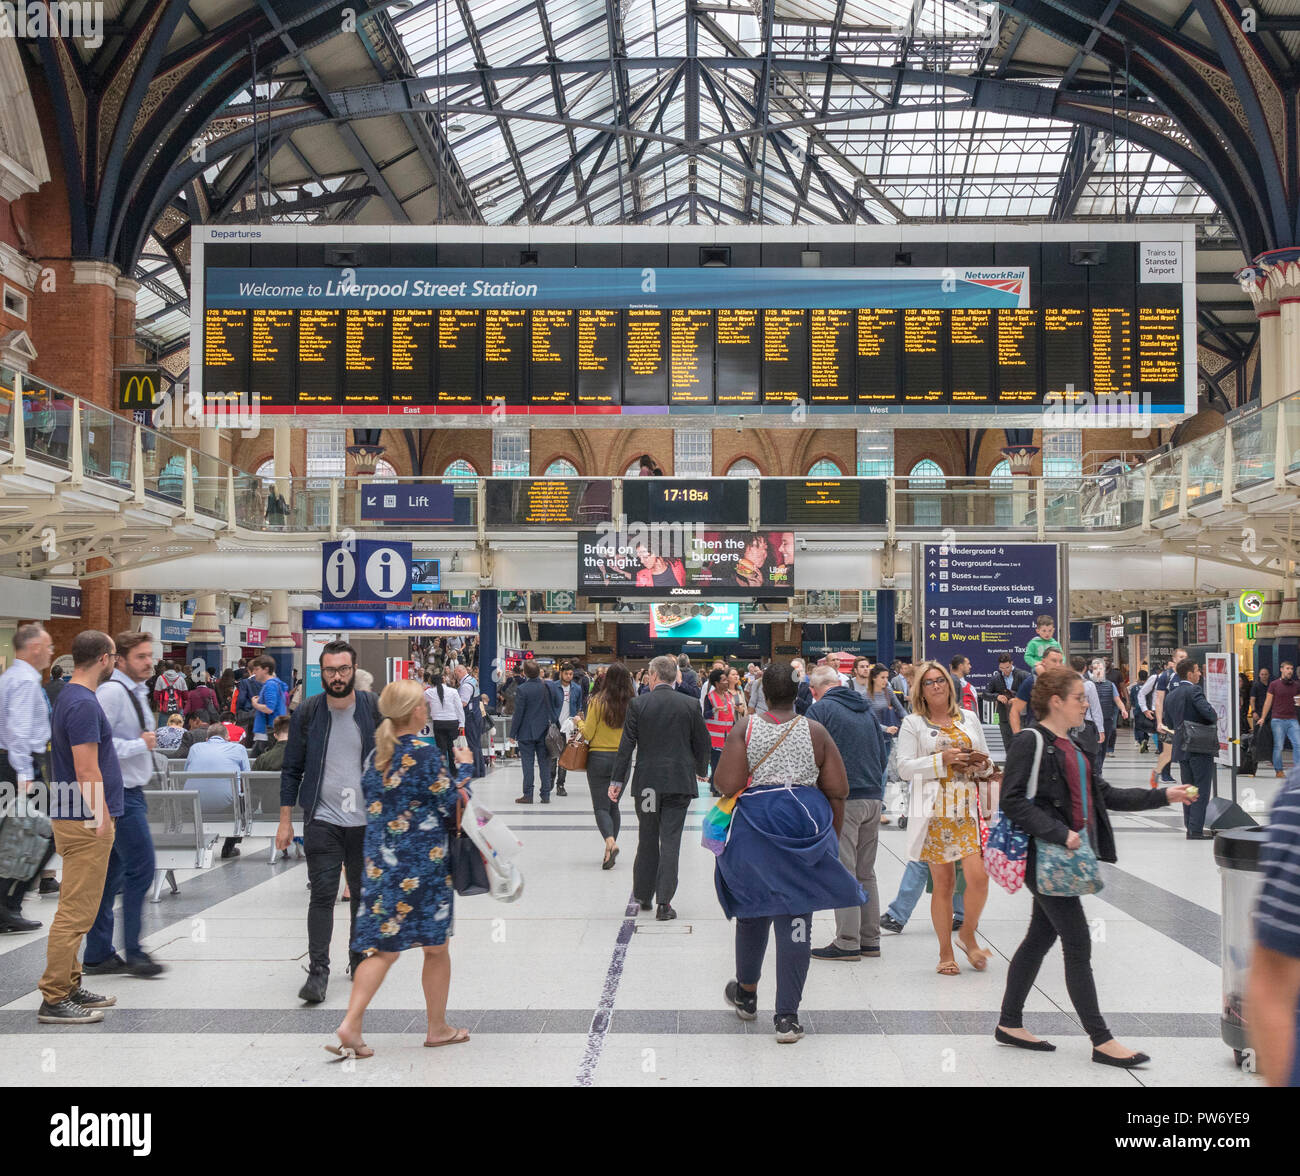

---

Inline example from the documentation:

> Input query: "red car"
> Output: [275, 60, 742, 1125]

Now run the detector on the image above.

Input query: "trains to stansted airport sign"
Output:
[195, 229, 1193, 417]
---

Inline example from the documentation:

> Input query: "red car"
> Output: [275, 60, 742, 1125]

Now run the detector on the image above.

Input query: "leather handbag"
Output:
[559, 734, 589, 771]
[1034, 744, 1103, 897]
[448, 798, 489, 897]
[1180, 719, 1219, 757]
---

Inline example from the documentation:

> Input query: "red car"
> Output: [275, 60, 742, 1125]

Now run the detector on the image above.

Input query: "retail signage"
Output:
[304, 631, 341, 698]
[1123, 610, 1146, 635]
[921, 542, 1058, 682]
[130, 593, 160, 616]
[359, 484, 455, 524]
[321, 540, 412, 607]
[117, 366, 163, 412]
[48, 585, 82, 618]
[244, 627, 267, 646]
[1237, 590, 1264, 620]
[579, 529, 795, 598]
[1204, 651, 1238, 769]
[160, 619, 191, 642]
[302, 609, 477, 632]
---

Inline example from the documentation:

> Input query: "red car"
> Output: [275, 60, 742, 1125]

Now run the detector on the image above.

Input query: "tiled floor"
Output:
[0, 743, 1276, 1087]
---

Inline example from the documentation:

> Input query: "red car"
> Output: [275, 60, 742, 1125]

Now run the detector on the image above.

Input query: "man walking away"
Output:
[276, 640, 379, 1004]
[510, 660, 559, 804]
[151, 661, 188, 719]
[0, 624, 57, 931]
[806, 666, 888, 960]
[83, 631, 166, 978]
[676, 654, 700, 697]
[39, 631, 122, 1024]
[610, 655, 710, 920]
[453, 663, 486, 778]
[1259, 662, 1300, 779]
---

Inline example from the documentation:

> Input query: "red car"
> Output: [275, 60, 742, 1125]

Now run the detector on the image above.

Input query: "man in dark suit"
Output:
[610, 654, 711, 920]
[550, 662, 586, 797]
[510, 660, 559, 804]
[675, 654, 700, 700]
[981, 654, 1030, 759]
[1164, 657, 1218, 840]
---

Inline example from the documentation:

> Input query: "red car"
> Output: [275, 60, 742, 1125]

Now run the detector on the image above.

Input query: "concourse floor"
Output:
[0, 742, 1280, 1088]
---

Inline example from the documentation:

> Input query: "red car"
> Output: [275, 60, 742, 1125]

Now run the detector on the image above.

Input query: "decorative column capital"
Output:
[347, 444, 384, 478]
[999, 445, 1039, 474]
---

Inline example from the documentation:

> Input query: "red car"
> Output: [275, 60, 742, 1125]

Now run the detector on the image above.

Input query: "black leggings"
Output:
[584, 750, 621, 841]
[736, 913, 813, 1021]
[432, 720, 460, 771]
[999, 890, 1111, 1046]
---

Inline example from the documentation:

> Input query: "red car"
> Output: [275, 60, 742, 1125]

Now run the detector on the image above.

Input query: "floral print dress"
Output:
[352, 734, 473, 955]
[919, 722, 982, 864]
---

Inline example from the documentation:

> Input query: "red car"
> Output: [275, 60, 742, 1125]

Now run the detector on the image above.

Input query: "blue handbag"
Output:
[1034, 745, 1104, 897]
[983, 729, 1040, 895]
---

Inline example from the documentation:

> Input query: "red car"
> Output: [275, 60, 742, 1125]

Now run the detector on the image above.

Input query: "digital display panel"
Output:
[529, 308, 574, 404]
[482, 478, 615, 527]
[623, 307, 668, 405]
[715, 308, 762, 405]
[576, 308, 620, 405]
[623, 479, 750, 526]
[649, 602, 740, 639]
[579, 530, 795, 598]
[759, 478, 888, 526]
[762, 309, 809, 404]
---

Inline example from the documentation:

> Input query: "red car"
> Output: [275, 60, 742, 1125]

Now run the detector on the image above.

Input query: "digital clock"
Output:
[663, 488, 710, 502]
[625, 479, 749, 525]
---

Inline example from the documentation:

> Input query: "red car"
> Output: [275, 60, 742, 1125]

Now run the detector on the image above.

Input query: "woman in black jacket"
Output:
[995, 666, 1192, 1068]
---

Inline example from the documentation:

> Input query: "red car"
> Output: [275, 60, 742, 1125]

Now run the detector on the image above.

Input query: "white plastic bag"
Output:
[461, 796, 524, 902]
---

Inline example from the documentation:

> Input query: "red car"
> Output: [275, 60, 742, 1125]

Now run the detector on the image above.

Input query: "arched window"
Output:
[442, 459, 478, 481]
[626, 456, 663, 476]
[544, 458, 579, 477]
[372, 458, 398, 483]
[727, 458, 761, 478]
[909, 459, 945, 529]
[1042, 430, 1082, 489]
[255, 458, 275, 487]
[990, 459, 1013, 528]
[807, 458, 843, 477]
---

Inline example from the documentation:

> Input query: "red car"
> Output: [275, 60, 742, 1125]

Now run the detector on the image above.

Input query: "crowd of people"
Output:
[3, 615, 1300, 1083]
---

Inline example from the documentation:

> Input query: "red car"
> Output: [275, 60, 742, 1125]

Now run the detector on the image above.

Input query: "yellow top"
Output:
[574, 698, 623, 751]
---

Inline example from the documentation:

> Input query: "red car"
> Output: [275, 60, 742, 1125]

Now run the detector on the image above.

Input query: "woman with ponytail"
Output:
[326, 679, 474, 1061]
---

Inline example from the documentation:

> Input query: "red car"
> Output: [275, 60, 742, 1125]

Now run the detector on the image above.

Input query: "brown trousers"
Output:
[39, 818, 115, 1005]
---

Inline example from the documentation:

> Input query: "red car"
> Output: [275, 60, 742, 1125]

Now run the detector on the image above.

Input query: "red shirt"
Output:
[1268, 678, 1300, 720]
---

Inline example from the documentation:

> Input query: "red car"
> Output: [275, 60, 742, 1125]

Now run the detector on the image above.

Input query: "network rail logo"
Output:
[0, 3, 104, 49]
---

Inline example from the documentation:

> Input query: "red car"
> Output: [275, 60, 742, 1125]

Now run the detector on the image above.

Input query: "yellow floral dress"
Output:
[352, 734, 471, 954]
[919, 722, 982, 864]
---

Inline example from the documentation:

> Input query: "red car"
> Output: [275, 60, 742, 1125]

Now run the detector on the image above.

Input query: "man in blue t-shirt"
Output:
[1248, 769, 1300, 1085]
[248, 654, 287, 754]
[38, 631, 123, 1026]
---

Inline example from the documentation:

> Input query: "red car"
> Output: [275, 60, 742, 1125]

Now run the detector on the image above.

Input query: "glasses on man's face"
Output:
[321, 666, 353, 679]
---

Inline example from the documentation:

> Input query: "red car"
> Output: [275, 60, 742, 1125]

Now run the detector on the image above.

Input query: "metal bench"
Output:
[140, 788, 217, 902]
[242, 770, 304, 862]
[165, 770, 248, 841]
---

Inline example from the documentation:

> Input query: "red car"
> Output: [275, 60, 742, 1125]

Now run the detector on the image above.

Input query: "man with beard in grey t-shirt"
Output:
[277, 642, 380, 1004]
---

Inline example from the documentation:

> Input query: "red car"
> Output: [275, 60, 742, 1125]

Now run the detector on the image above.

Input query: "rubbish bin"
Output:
[1215, 827, 1269, 1068]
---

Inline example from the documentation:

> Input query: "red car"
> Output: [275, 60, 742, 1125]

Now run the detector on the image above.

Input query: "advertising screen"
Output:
[578, 529, 795, 598]
[648, 602, 740, 639]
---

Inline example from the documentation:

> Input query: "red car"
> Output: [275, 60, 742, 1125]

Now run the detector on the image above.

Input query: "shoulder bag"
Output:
[983, 728, 1041, 895]
[559, 704, 591, 771]
[700, 714, 799, 857]
[1180, 719, 1219, 757]
[1034, 744, 1104, 896]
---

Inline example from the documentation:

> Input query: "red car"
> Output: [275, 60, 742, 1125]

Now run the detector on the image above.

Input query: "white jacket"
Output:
[896, 709, 993, 862]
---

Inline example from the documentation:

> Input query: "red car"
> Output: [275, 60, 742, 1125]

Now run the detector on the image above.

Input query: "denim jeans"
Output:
[84, 787, 155, 964]
[886, 859, 965, 927]
[1271, 717, 1300, 773]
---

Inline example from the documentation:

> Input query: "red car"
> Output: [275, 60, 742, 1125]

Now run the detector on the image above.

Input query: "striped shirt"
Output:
[1256, 771, 1300, 1088]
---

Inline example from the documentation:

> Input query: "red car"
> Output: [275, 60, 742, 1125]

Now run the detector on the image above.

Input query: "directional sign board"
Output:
[922, 542, 1059, 682]
[359, 483, 456, 524]
[322, 540, 412, 607]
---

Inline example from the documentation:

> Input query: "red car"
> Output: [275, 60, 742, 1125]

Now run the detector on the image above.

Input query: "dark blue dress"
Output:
[352, 735, 473, 954]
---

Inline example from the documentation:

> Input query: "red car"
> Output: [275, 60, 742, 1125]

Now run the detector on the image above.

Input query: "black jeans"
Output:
[304, 819, 364, 973]
[736, 913, 813, 1020]
[432, 720, 460, 772]
[1180, 756, 1215, 836]
[585, 750, 621, 841]
[632, 790, 691, 905]
[1000, 890, 1111, 1046]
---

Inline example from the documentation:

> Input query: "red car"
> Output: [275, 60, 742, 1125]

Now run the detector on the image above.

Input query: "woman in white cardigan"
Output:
[897, 661, 999, 976]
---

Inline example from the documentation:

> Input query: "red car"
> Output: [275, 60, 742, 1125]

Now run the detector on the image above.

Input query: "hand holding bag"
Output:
[448, 795, 490, 897]
[1034, 745, 1104, 897]
[983, 729, 1041, 895]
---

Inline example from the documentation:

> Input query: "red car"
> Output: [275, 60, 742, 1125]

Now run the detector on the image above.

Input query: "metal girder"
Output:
[603, 0, 636, 220]
[1050, 123, 1105, 221]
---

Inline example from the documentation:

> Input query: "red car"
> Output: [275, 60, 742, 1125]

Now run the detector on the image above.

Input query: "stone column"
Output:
[347, 442, 384, 526]
[1256, 250, 1300, 404]
[876, 589, 896, 667]
[1000, 444, 1039, 526]
[266, 588, 295, 683]
[273, 424, 292, 527]
[197, 420, 222, 515]
[478, 589, 498, 711]
[1257, 589, 1283, 674]
[186, 593, 224, 676]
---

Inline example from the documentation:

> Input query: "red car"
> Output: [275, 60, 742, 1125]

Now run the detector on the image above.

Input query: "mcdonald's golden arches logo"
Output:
[117, 368, 161, 410]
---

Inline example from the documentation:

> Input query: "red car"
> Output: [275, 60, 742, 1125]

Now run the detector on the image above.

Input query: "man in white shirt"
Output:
[83, 631, 165, 978]
[0, 623, 57, 931]
[452, 662, 485, 778]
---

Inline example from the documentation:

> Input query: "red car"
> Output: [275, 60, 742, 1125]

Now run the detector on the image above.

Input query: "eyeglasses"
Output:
[321, 666, 353, 679]
[922, 677, 947, 688]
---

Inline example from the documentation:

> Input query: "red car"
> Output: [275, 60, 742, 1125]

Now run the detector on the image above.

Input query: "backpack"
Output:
[157, 686, 184, 717]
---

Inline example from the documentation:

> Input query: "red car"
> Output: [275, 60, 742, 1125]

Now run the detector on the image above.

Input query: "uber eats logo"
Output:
[117, 367, 162, 411]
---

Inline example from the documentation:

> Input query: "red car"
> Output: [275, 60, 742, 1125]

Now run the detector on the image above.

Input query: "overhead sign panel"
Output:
[579, 529, 795, 599]
[359, 484, 456, 524]
[322, 540, 412, 607]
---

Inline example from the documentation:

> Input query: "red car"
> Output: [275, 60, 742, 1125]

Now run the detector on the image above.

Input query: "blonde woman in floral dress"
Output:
[897, 661, 999, 977]
[326, 679, 474, 1060]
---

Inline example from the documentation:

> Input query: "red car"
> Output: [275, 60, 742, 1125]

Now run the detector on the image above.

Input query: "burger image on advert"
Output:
[734, 535, 767, 587]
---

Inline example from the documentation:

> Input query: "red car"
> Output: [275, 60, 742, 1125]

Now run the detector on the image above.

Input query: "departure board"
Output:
[437, 308, 479, 405]
[715, 309, 761, 404]
[530, 308, 574, 404]
[949, 308, 993, 405]
[856, 309, 899, 404]
[576, 309, 620, 405]
[759, 478, 888, 526]
[669, 309, 713, 405]
[483, 307, 527, 406]
[202, 308, 249, 406]
[342, 309, 386, 406]
[390, 308, 435, 406]
[1091, 306, 1133, 399]
[1137, 305, 1182, 404]
[763, 309, 808, 404]
[996, 309, 1039, 404]
[297, 309, 341, 406]
[623, 308, 668, 405]
[809, 308, 854, 404]
[249, 309, 294, 406]
[902, 309, 945, 403]
[1042, 306, 1088, 402]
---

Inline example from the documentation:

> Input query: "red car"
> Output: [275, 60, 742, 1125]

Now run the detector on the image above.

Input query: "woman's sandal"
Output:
[936, 960, 960, 976]
[424, 1028, 471, 1048]
[956, 939, 991, 972]
[324, 1041, 374, 1060]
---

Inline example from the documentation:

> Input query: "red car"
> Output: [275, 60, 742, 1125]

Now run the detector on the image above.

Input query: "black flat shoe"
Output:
[601, 849, 615, 870]
[995, 1026, 1056, 1051]
[637, 899, 652, 911]
[1093, 1048, 1150, 1068]
[656, 903, 676, 921]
